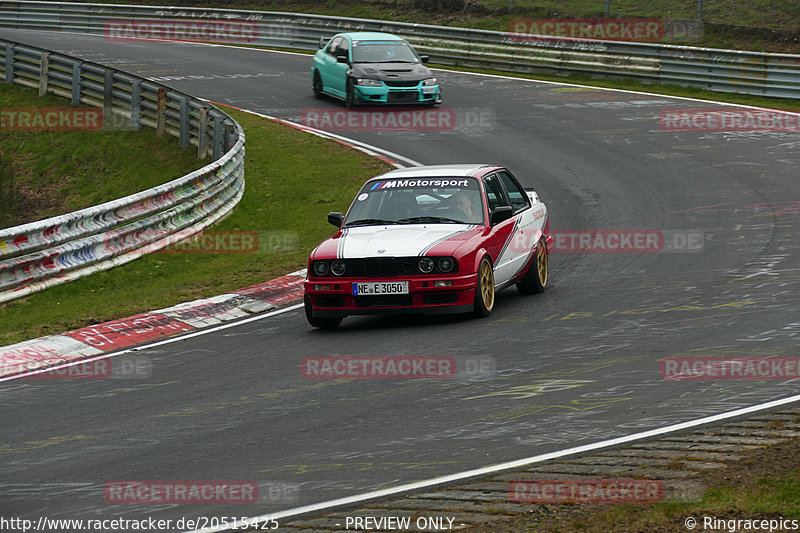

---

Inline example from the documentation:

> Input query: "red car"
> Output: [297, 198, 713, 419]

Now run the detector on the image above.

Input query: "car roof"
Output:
[340, 32, 406, 42]
[370, 164, 500, 181]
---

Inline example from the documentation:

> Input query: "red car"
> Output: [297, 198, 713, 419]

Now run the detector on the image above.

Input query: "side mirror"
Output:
[328, 212, 344, 228]
[490, 206, 513, 225]
[336, 55, 349, 64]
[419, 54, 430, 63]
[318, 37, 329, 49]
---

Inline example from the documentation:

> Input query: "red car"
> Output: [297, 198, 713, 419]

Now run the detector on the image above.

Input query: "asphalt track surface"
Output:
[2, 29, 800, 527]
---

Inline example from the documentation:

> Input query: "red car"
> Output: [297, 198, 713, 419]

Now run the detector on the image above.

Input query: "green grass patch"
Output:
[0, 83, 202, 228]
[0, 103, 392, 345]
[531, 469, 800, 532]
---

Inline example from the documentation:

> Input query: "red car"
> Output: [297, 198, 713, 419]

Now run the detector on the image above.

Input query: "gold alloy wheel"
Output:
[537, 238, 548, 287]
[479, 258, 495, 311]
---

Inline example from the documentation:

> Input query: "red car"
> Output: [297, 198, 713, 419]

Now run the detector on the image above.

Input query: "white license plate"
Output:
[353, 281, 409, 295]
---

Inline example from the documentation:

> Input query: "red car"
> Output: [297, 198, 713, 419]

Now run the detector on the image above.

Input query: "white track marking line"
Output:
[0, 303, 304, 383]
[186, 392, 800, 533]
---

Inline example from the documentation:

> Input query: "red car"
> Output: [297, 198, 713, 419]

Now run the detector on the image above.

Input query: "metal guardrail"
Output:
[2, 1, 800, 98]
[0, 37, 245, 303]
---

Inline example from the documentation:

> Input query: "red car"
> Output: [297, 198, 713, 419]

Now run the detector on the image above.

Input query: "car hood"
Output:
[350, 62, 433, 82]
[315, 224, 478, 259]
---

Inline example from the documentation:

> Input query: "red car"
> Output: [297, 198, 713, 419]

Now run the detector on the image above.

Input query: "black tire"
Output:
[304, 295, 343, 329]
[517, 237, 548, 294]
[472, 256, 495, 318]
[345, 78, 357, 108]
[312, 71, 323, 99]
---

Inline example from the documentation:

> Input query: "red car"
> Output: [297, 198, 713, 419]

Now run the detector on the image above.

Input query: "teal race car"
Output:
[311, 32, 442, 107]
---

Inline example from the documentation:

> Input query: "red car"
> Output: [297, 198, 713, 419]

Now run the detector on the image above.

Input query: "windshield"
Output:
[352, 41, 419, 63]
[344, 177, 484, 226]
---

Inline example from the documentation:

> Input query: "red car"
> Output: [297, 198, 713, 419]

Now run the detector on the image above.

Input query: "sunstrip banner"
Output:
[369, 178, 472, 190]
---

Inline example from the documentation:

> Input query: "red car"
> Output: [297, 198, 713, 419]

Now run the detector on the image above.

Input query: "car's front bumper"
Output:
[304, 273, 474, 317]
[354, 84, 441, 105]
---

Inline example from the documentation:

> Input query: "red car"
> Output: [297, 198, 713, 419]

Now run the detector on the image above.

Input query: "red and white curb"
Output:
[0, 270, 306, 378]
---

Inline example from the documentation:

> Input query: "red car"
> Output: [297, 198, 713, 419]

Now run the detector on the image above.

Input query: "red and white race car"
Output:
[303, 164, 552, 328]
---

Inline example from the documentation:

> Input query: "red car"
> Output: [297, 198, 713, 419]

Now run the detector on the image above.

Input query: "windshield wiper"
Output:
[397, 216, 466, 224]
[344, 218, 401, 227]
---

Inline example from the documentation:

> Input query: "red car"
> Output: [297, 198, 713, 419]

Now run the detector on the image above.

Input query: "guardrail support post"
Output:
[130, 78, 142, 130]
[156, 88, 166, 137]
[4, 44, 15, 85]
[224, 123, 235, 152]
[212, 115, 223, 160]
[39, 52, 50, 97]
[197, 107, 208, 159]
[71, 60, 83, 105]
[179, 97, 189, 148]
[103, 70, 114, 123]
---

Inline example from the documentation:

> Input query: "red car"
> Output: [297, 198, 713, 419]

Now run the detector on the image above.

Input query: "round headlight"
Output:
[313, 261, 330, 276]
[418, 257, 434, 273]
[331, 259, 346, 276]
[438, 257, 454, 273]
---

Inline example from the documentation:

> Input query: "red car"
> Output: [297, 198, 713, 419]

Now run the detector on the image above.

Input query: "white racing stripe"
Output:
[339, 224, 472, 258]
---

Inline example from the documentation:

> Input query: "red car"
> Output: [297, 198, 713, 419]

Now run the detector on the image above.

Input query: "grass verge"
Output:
[0, 84, 202, 228]
[0, 98, 392, 345]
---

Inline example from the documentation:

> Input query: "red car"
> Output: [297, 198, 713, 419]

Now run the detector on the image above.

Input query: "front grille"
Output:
[384, 80, 420, 87]
[355, 294, 413, 307]
[340, 257, 445, 277]
[309, 257, 457, 278]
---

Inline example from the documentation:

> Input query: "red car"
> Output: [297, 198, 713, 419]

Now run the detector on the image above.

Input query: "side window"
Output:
[497, 170, 530, 212]
[327, 37, 342, 56]
[483, 173, 510, 212]
[335, 39, 350, 59]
